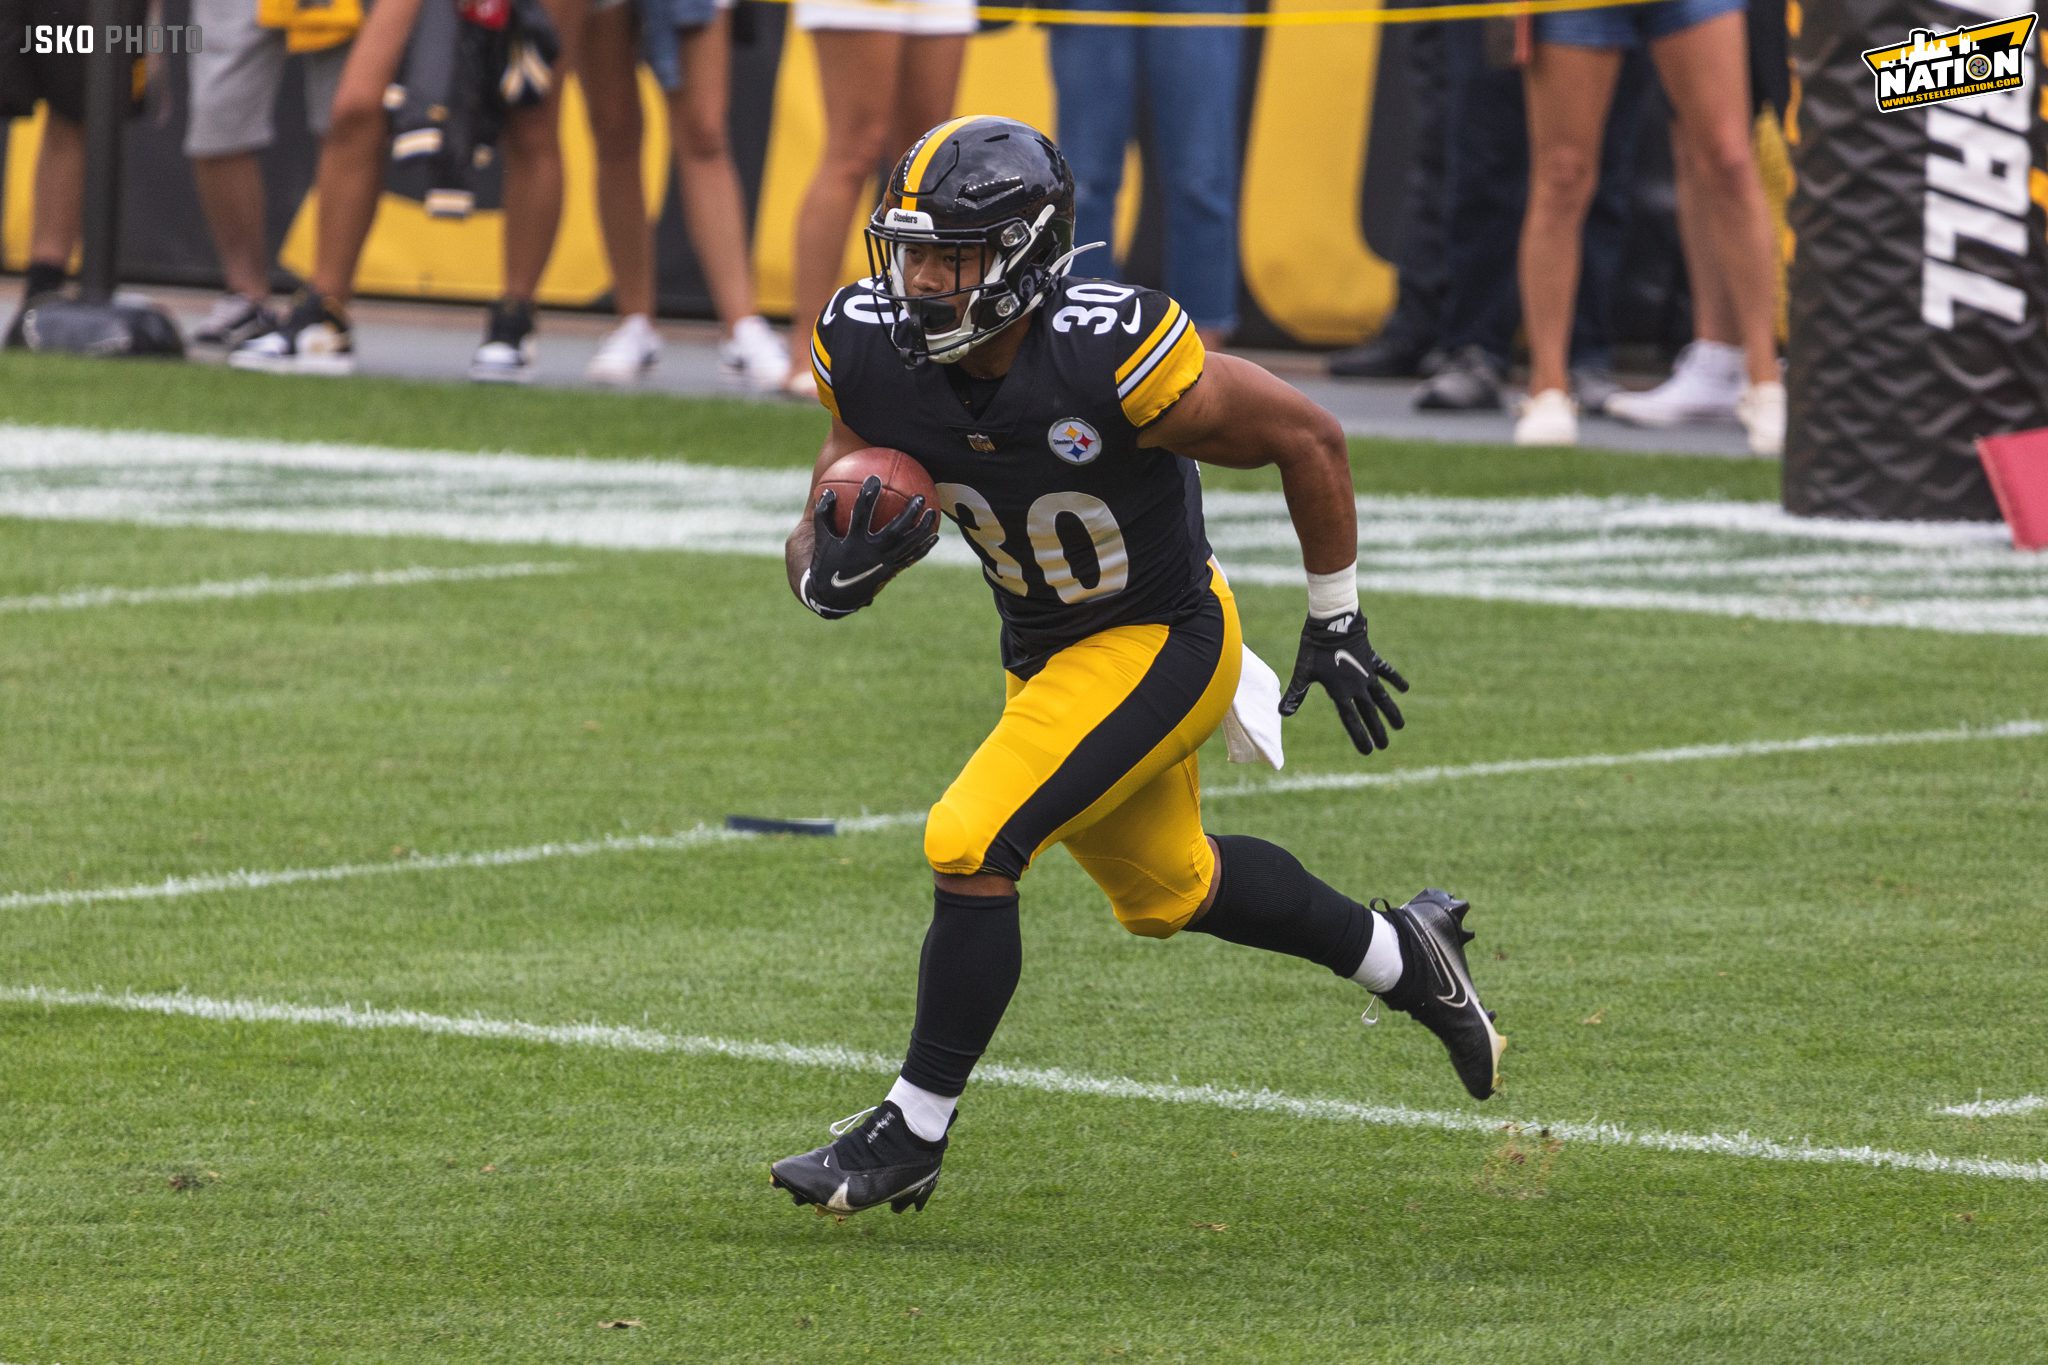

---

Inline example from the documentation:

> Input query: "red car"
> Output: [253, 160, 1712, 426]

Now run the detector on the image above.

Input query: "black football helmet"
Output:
[863, 115, 1090, 365]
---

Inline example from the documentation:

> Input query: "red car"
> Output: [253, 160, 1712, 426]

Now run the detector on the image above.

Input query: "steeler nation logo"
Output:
[1048, 418, 1102, 465]
[1862, 13, 2037, 112]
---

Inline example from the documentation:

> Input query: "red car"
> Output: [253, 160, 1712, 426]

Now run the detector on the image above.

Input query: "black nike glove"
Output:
[799, 476, 940, 619]
[1277, 611, 1410, 756]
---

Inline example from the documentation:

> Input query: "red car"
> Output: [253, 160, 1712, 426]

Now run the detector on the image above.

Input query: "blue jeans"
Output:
[1048, 0, 1246, 331]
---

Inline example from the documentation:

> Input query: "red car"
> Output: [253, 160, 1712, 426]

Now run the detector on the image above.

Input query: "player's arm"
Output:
[783, 417, 939, 620]
[1139, 352, 1356, 574]
[1140, 353, 1409, 756]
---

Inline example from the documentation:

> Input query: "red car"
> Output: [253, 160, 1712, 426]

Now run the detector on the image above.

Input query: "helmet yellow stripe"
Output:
[899, 115, 983, 213]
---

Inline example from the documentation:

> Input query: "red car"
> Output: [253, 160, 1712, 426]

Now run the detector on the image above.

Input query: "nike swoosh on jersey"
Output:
[830, 563, 887, 589]
[1121, 299, 1143, 333]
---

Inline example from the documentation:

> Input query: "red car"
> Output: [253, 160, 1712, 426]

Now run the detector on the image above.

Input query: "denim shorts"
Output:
[635, 0, 730, 92]
[1535, 0, 1746, 48]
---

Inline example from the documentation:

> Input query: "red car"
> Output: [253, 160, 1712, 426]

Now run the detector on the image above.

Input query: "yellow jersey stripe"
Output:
[1119, 324, 1206, 428]
[810, 326, 840, 419]
[1116, 300, 1183, 386]
[899, 115, 982, 213]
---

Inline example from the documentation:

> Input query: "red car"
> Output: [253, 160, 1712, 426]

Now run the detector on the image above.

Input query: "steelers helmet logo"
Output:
[1048, 418, 1102, 465]
[1966, 52, 1992, 80]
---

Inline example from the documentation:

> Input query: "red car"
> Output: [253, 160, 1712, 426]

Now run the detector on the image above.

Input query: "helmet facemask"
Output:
[865, 202, 1071, 365]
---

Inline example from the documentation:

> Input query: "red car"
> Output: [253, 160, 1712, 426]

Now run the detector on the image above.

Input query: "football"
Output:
[817, 447, 937, 537]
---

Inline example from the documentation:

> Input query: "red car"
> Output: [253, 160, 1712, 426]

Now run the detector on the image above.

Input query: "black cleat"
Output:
[769, 1102, 947, 1216]
[1377, 889, 1506, 1100]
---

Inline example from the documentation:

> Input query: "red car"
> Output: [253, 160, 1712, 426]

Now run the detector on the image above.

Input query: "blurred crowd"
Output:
[1, 0, 1783, 451]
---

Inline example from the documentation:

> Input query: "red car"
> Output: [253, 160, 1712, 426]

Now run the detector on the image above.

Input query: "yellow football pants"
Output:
[923, 567, 1243, 937]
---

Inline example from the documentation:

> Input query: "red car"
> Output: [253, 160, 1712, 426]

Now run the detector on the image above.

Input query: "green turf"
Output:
[1, 390, 2041, 1363]
[0, 350, 1782, 501]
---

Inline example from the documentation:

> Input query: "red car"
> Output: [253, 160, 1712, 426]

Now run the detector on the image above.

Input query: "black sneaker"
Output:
[190, 293, 278, 349]
[1377, 889, 1505, 1100]
[769, 1101, 947, 1216]
[1327, 331, 1437, 379]
[1413, 345, 1505, 411]
[469, 299, 536, 384]
[228, 291, 354, 375]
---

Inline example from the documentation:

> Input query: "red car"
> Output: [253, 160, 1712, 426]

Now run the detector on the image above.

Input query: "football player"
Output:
[770, 116, 1503, 1217]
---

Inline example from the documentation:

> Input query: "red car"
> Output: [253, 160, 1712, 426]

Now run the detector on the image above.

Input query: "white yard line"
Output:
[1938, 1095, 2048, 1118]
[0, 562, 577, 614]
[1, 721, 2035, 913]
[4, 982, 2042, 1184]
[1203, 719, 2048, 799]
[7, 422, 2048, 636]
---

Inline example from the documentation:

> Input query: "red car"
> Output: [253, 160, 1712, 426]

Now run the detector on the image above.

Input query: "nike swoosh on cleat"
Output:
[1419, 928, 1470, 1009]
[829, 564, 886, 589]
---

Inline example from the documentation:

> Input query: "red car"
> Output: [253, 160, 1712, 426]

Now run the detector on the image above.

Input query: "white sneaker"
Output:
[586, 314, 660, 385]
[1737, 380, 1786, 457]
[1514, 388, 1579, 446]
[228, 292, 354, 376]
[719, 315, 790, 392]
[1606, 340, 1744, 428]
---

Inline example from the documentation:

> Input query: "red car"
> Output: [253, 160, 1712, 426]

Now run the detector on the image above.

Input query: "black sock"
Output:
[899, 887, 1021, 1097]
[23, 262, 66, 298]
[1184, 835, 1374, 978]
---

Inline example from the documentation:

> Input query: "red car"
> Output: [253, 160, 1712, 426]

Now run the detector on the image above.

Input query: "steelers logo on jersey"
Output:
[1048, 418, 1103, 465]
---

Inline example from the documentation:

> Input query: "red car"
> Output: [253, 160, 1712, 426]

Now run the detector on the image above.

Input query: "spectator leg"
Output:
[499, 0, 590, 306]
[28, 113, 85, 272]
[888, 34, 968, 183]
[672, 11, 761, 331]
[788, 28, 907, 358]
[192, 153, 272, 302]
[1571, 47, 1648, 371]
[310, 0, 426, 304]
[581, 2, 654, 321]
[1518, 40, 1621, 396]
[1652, 12, 1777, 383]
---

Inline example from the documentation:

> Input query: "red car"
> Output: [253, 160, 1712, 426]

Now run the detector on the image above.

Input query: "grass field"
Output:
[2, 356, 2045, 1362]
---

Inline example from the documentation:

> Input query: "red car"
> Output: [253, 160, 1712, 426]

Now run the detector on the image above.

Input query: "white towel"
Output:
[1224, 643, 1286, 769]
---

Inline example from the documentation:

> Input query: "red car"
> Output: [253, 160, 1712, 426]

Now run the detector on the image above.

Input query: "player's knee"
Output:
[1096, 865, 1206, 939]
[923, 799, 981, 877]
[1112, 896, 1191, 939]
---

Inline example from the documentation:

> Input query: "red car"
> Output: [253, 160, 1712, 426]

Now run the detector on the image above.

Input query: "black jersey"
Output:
[812, 276, 1215, 672]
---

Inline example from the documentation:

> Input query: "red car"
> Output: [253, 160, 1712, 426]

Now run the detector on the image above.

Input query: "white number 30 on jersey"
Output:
[1050, 283, 1138, 336]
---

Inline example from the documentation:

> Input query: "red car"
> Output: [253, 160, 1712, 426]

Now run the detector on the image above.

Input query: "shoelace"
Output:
[828, 1106, 877, 1137]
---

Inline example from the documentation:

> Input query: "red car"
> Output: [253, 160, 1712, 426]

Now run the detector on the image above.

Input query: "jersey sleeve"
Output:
[809, 321, 841, 422]
[810, 285, 860, 423]
[1113, 291, 1206, 429]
